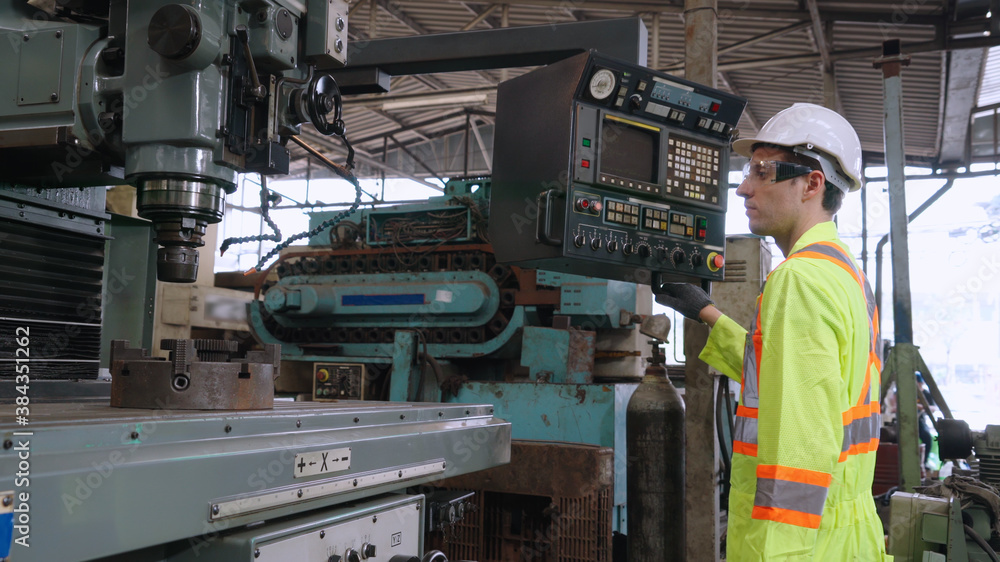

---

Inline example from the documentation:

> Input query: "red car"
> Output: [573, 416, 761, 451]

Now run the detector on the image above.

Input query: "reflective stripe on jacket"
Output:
[700, 222, 890, 561]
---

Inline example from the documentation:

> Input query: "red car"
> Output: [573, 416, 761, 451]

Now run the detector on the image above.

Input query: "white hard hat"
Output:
[732, 103, 864, 193]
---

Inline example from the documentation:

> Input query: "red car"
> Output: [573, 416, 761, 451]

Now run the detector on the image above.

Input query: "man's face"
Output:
[735, 145, 807, 238]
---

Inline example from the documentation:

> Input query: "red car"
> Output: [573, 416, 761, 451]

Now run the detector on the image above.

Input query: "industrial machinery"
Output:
[0, 0, 351, 284]
[250, 177, 647, 560]
[0, 3, 511, 561]
[490, 51, 746, 288]
[888, 423, 1000, 561]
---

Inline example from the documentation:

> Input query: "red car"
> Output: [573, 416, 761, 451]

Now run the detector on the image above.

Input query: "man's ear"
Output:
[802, 169, 826, 202]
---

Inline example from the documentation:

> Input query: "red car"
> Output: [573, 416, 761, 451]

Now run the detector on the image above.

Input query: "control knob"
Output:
[622, 242, 634, 256]
[671, 248, 686, 266]
[691, 252, 704, 268]
[607, 239, 618, 253]
[361, 543, 377, 558]
[346, 549, 362, 562]
[638, 244, 651, 258]
[656, 247, 669, 262]
[628, 93, 643, 110]
[573, 233, 586, 248]
[590, 237, 603, 251]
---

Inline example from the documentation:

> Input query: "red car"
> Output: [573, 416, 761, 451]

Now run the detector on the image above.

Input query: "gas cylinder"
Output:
[626, 337, 685, 561]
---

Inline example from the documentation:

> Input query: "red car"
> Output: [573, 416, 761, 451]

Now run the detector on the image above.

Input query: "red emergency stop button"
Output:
[317, 368, 330, 382]
[707, 252, 725, 272]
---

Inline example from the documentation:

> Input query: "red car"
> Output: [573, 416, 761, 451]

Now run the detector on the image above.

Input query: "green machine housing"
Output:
[250, 178, 647, 555]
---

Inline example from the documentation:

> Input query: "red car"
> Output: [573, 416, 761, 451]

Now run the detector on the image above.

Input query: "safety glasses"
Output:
[741, 160, 815, 185]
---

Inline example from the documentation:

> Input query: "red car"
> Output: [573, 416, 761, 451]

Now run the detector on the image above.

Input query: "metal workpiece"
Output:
[0, 401, 510, 562]
[109, 339, 280, 410]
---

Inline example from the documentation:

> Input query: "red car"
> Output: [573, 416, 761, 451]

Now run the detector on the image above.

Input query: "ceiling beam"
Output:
[350, 109, 481, 146]
[401, 0, 946, 25]
[719, 21, 811, 56]
[469, 115, 493, 173]
[295, 132, 444, 190]
[375, 0, 499, 85]
[461, 3, 501, 30]
[389, 134, 447, 185]
[663, 20, 811, 71]
[715, 34, 1000, 71]
[717, 71, 761, 130]
[938, 48, 987, 164]
[805, 0, 843, 114]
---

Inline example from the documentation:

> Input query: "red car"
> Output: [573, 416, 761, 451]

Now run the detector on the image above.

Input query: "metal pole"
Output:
[878, 45, 914, 345]
[861, 165, 868, 276]
[873, 39, 921, 492]
[683, 1, 718, 560]
[652, 12, 660, 69]
[464, 112, 471, 177]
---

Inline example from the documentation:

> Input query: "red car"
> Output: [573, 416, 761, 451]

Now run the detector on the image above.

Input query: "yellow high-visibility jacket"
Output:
[701, 222, 889, 561]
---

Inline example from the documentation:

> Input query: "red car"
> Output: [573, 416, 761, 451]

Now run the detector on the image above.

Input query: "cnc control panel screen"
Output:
[600, 116, 659, 184]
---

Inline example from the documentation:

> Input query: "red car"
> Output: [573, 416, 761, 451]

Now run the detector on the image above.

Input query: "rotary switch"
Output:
[671, 248, 686, 266]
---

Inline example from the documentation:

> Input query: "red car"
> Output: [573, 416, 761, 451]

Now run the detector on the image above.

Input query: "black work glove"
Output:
[654, 283, 714, 322]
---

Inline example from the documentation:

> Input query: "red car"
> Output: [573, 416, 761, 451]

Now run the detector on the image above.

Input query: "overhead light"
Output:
[381, 92, 489, 111]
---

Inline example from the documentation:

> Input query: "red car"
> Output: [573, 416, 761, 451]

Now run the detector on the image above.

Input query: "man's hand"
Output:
[655, 283, 715, 322]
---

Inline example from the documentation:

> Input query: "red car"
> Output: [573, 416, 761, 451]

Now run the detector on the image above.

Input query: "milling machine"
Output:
[0, 2, 510, 561]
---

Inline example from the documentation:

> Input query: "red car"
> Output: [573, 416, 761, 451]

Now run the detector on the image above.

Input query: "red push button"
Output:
[707, 252, 725, 272]
[582, 159, 590, 168]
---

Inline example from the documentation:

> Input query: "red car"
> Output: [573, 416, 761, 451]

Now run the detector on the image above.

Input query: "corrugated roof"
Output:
[288, 0, 1000, 179]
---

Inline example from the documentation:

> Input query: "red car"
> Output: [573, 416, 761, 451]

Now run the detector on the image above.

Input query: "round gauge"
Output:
[589, 69, 617, 100]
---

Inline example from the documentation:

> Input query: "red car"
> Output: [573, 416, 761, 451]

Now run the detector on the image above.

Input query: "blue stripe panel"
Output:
[342, 294, 425, 306]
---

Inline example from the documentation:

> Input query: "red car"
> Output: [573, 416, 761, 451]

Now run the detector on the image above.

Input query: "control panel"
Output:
[490, 51, 746, 287]
[313, 363, 365, 401]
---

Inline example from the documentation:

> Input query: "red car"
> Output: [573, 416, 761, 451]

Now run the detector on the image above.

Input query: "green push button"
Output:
[582, 138, 591, 147]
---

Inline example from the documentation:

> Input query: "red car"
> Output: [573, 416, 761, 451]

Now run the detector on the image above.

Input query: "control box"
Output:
[313, 362, 365, 401]
[490, 51, 746, 287]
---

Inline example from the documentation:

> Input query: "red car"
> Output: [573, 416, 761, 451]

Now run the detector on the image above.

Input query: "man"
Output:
[657, 103, 888, 560]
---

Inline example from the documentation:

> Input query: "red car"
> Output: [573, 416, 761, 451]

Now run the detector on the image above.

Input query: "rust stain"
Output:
[541, 414, 551, 427]
[575, 387, 587, 404]
[494, 389, 504, 399]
